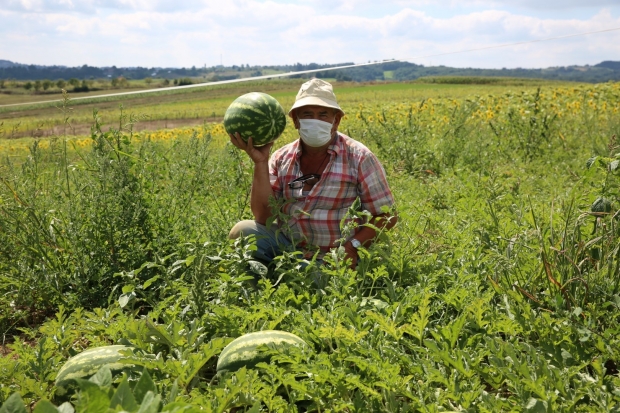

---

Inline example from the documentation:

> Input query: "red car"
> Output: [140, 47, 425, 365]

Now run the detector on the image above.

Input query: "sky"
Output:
[1, 0, 619, 69]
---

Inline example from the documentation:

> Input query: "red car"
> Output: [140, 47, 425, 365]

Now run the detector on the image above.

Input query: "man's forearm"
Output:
[348, 213, 398, 246]
[251, 161, 275, 225]
[342, 213, 397, 268]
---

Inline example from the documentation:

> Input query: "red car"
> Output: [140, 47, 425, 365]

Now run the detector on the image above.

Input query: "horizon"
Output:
[1, 58, 618, 72]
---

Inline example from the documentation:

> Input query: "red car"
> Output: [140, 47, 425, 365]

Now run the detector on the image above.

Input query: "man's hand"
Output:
[344, 242, 358, 269]
[229, 132, 274, 164]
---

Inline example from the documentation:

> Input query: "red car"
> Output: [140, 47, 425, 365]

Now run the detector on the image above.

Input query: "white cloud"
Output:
[0, 1, 618, 68]
[392, 0, 619, 9]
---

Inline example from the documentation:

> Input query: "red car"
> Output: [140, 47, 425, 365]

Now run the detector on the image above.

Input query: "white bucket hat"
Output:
[288, 78, 345, 117]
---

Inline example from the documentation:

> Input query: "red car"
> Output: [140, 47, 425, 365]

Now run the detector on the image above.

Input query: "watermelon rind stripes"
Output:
[223, 92, 287, 147]
[55, 345, 134, 384]
[216, 330, 307, 373]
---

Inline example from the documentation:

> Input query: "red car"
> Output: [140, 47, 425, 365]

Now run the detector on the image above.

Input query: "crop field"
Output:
[1, 78, 620, 412]
[0, 77, 574, 139]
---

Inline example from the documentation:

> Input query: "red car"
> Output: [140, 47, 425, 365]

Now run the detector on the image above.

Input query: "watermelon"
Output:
[223, 92, 286, 147]
[591, 197, 612, 213]
[216, 330, 307, 373]
[55, 345, 134, 384]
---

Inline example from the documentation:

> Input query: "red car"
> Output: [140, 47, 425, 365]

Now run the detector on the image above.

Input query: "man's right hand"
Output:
[229, 132, 274, 164]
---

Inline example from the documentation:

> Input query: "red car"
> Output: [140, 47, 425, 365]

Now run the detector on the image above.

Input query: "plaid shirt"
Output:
[269, 132, 395, 252]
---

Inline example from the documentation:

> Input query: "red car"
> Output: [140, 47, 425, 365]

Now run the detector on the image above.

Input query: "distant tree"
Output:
[34, 80, 42, 92]
[596, 61, 620, 70]
[0, 79, 4, 88]
[144, 77, 152, 85]
[24, 81, 33, 90]
[56, 79, 66, 89]
[162, 79, 170, 86]
[68, 78, 79, 87]
[42, 79, 52, 90]
[111, 76, 128, 88]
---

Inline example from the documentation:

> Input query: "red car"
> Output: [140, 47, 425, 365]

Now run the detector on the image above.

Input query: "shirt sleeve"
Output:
[357, 152, 395, 216]
[269, 153, 283, 200]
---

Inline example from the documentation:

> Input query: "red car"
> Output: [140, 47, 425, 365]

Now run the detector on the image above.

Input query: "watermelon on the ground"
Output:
[55, 345, 134, 384]
[216, 330, 307, 373]
[223, 92, 286, 147]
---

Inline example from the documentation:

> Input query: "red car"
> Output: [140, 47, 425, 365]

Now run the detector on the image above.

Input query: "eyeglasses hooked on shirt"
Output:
[288, 174, 321, 189]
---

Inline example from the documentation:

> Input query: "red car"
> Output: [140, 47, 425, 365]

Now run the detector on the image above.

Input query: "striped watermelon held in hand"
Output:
[223, 92, 287, 147]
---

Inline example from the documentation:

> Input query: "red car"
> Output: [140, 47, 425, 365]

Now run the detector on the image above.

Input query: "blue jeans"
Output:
[228, 220, 296, 264]
[229, 220, 331, 286]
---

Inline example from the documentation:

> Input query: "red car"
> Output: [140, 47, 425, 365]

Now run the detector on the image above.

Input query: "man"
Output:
[229, 78, 396, 269]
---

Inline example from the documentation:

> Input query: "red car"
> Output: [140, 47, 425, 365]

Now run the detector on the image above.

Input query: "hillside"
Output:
[1, 59, 620, 83]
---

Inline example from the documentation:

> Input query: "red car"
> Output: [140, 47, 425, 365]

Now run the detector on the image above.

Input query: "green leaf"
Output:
[167, 379, 179, 403]
[122, 285, 135, 294]
[56, 403, 74, 413]
[525, 398, 547, 413]
[33, 400, 58, 413]
[119, 292, 136, 308]
[160, 402, 202, 413]
[74, 379, 110, 413]
[361, 298, 389, 310]
[142, 275, 160, 289]
[586, 156, 598, 168]
[75, 378, 100, 393]
[184, 255, 196, 266]
[134, 369, 157, 404]
[0, 393, 28, 413]
[89, 366, 112, 387]
[144, 319, 176, 348]
[136, 391, 161, 413]
[179, 337, 228, 387]
[248, 260, 268, 276]
[247, 401, 262, 413]
[109, 378, 138, 411]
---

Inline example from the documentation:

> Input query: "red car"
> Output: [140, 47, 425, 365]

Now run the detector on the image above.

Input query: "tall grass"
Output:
[0, 99, 252, 330]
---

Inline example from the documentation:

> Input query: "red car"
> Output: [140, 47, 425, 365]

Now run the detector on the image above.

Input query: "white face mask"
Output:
[298, 119, 334, 147]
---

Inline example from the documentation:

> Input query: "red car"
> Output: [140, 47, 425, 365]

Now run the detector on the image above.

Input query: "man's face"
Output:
[292, 105, 342, 133]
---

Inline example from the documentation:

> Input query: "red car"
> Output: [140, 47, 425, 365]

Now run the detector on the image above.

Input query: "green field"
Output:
[1, 78, 620, 412]
[1, 77, 577, 139]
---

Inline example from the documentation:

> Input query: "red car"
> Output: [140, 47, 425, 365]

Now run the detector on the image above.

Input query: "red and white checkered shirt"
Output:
[269, 132, 395, 252]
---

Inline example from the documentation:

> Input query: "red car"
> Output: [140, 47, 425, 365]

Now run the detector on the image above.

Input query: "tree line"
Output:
[1, 60, 619, 84]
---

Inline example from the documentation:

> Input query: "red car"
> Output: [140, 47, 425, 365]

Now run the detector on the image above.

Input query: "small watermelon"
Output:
[216, 330, 307, 373]
[223, 92, 286, 147]
[591, 197, 612, 213]
[55, 345, 134, 384]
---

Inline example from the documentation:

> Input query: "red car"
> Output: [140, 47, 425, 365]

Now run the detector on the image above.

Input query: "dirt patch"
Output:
[0, 343, 12, 357]
[4, 117, 223, 139]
